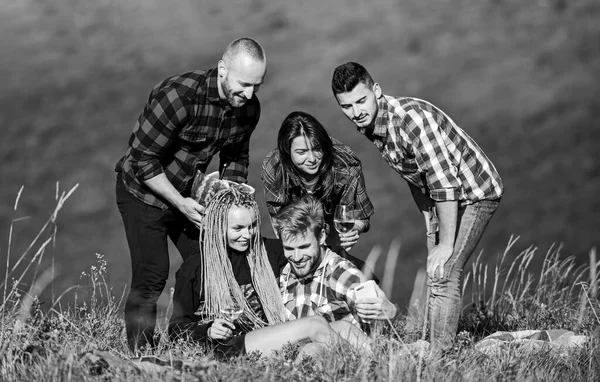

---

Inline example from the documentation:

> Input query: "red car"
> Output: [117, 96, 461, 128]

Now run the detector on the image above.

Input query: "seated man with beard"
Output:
[273, 194, 398, 330]
[169, 190, 393, 359]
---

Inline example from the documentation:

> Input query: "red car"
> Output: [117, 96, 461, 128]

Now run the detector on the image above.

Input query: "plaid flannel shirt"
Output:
[261, 138, 374, 222]
[362, 95, 503, 205]
[115, 68, 260, 209]
[279, 248, 367, 328]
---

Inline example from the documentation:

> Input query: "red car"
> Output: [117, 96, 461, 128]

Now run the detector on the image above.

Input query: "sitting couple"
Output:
[168, 188, 398, 360]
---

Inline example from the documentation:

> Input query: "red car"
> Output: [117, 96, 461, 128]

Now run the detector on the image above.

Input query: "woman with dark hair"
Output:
[261, 111, 374, 251]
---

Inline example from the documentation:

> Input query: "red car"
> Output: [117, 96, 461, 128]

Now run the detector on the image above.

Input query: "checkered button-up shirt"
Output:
[279, 248, 367, 327]
[115, 68, 261, 209]
[363, 95, 503, 205]
[262, 137, 374, 221]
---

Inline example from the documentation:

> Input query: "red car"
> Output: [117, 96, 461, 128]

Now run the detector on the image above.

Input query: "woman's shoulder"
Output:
[261, 149, 284, 184]
[262, 148, 281, 168]
[331, 137, 362, 173]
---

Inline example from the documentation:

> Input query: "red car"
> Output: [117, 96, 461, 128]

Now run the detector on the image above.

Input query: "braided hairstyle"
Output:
[197, 186, 285, 329]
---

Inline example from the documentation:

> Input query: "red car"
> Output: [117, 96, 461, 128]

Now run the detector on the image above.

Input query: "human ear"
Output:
[218, 60, 228, 78]
[319, 226, 329, 245]
[373, 83, 382, 98]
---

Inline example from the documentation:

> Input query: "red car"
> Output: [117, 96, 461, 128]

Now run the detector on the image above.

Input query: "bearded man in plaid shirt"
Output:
[331, 62, 504, 347]
[115, 37, 266, 353]
[273, 194, 397, 332]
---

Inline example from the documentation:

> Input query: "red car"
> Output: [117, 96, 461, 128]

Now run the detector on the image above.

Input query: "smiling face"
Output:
[226, 206, 258, 252]
[218, 53, 267, 108]
[289, 135, 323, 178]
[281, 229, 326, 279]
[334, 82, 382, 129]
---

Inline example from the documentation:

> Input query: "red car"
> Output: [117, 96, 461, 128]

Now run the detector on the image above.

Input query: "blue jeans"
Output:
[426, 198, 500, 346]
[116, 174, 200, 352]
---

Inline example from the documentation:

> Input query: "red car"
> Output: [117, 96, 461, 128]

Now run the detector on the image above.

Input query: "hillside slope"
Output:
[1, 0, 598, 309]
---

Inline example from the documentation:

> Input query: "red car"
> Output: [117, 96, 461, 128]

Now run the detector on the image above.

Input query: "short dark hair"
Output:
[222, 37, 266, 64]
[272, 195, 326, 243]
[331, 62, 374, 95]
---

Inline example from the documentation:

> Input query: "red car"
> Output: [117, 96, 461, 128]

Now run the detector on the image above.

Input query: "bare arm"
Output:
[354, 283, 398, 321]
[144, 173, 205, 227]
[427, 200, 458, 279]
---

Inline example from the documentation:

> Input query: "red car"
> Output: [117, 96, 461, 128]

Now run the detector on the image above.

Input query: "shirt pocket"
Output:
[222, 132, 247, 147]
[178, 128, 210, 145]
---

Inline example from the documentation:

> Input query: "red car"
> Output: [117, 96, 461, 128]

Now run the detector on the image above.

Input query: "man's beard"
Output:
[221, 77, 247, 108]
[289, 256, 319, 279]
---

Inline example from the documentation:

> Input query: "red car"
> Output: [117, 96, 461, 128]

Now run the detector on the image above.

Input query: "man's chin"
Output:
[229, 96, 248, 108]
[290, 266, 311, 279]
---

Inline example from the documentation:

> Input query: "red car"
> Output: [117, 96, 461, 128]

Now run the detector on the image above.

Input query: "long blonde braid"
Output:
[198, 187, 285, 329]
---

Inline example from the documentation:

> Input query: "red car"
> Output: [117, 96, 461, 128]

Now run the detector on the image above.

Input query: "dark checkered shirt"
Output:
[280, 249, 367, 328]
[261, 138, 374, 221]
[362, 95, 503, 204]
[115, 68, 261, 209]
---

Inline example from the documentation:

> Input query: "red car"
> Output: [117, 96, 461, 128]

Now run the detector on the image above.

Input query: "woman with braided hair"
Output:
[168, 185, 367, 360]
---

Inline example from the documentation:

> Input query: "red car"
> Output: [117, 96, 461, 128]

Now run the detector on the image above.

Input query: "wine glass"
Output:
[220, 301, 243, 322]
[334, 205, 356, 234]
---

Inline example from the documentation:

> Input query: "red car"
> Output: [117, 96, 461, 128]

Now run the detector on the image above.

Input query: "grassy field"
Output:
[1, 0, 599, 314]
[0, 199, 598, 381]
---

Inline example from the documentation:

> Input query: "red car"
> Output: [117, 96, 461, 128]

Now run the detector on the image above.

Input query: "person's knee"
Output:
[306, 315, 331, 343]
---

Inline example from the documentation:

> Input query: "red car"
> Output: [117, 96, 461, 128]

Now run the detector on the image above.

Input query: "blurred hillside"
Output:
[1, 0, 599, 311]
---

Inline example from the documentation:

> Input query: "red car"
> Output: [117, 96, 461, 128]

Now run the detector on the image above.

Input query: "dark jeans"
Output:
[115, 174, 200, 353]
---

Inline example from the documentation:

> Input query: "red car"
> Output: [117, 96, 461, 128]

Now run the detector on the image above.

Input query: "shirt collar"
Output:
[285, 170, 324, 194]
[357, 95, 389, 141]
[372, 95, 390, 138]
[206, 68, 228, 108]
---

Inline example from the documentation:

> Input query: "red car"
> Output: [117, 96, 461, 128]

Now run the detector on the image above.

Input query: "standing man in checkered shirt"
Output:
[273, 194, 398, 330]
[331, 62, 504, 347]
[115, 37, 266, 353]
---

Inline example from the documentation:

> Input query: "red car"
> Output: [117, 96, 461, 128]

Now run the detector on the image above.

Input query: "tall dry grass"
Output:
[0, 190, 598, 381]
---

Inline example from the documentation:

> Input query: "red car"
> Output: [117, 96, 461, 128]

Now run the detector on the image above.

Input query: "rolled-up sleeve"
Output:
[339, 162, 374, 230]
[129, 88, 191, 181]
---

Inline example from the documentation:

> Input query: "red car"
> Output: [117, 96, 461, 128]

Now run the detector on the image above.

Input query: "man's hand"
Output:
[354, 283, 397, 321]
[176, 197, 205, 228]
[144, 173, 205, 227]
[427, 243, 453, 279]
[207, 319, 235, 340]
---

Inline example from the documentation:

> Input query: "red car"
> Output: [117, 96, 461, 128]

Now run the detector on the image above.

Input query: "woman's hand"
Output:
[339, 230, 360, 251]
[339, 219, 368, 251]
[207, 319, 235, 340]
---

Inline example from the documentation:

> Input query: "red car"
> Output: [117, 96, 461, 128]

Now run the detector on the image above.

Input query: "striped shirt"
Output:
[115, 69, 261, 209]
[261, 138, 374, 223]
[279, 248, 367, 328]
[362, 95, 503, 204]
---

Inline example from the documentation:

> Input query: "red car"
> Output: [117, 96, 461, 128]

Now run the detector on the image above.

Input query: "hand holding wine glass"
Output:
[209, 301, 243, 340]
[334, 205, 356, 234]
[334, 205, 360, 251]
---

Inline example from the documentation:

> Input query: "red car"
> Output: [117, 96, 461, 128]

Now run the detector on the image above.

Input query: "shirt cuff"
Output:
[429, 188, 460, 202]
[133, 160, 163, 181]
